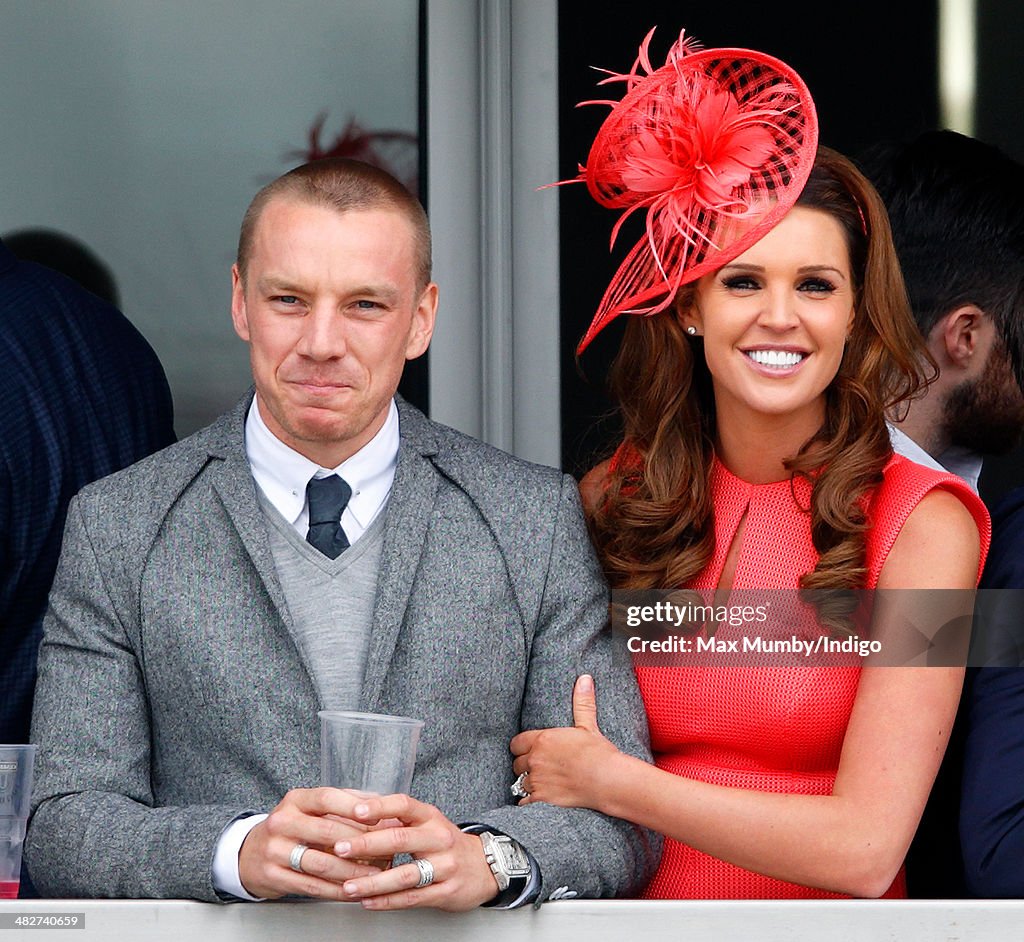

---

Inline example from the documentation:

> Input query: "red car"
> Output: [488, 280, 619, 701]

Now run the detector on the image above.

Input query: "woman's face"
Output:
[684, 206, 856, 434]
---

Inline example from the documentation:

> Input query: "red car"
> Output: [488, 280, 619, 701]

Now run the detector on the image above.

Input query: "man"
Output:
[0, 236, 174, 748]
[864, 130, 1024, 491]
[863, 131, 1024, 898]
[26, 158, 657, 908]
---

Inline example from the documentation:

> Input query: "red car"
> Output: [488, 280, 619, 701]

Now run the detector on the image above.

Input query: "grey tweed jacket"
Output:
[26, 394, 659, 902]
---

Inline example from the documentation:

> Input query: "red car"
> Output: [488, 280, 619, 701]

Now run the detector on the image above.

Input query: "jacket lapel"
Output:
[205, 394, 294, 633]
[361, 400, 440, 711]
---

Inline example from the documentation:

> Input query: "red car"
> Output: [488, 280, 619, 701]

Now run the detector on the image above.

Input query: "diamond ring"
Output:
[510, 771, 530, 799]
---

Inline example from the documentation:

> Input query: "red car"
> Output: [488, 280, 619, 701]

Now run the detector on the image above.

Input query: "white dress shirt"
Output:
[212, 396, 399, 900]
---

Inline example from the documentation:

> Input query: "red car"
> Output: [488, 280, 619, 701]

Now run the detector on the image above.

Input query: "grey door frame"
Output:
[426, 0, 561, 468]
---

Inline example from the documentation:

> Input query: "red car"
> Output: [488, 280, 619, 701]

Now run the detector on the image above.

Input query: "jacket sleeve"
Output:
[462, 474, 661, 902]
[25, 496, 243, 900]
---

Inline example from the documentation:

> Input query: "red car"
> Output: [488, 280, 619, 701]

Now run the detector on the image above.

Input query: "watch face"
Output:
[498, 840, 530, 874]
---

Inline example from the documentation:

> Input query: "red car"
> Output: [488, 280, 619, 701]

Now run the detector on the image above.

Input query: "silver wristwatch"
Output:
[479, 830, 531, 891]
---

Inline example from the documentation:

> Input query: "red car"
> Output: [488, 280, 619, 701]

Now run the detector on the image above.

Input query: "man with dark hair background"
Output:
[865, 130, 1024, 490]
[0, 234, 175, 753]
[0, 232, 175, 897]
[863, 131, 1024, 897]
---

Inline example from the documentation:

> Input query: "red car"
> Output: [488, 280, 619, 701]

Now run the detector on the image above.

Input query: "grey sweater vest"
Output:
[258, 491, 386, 709]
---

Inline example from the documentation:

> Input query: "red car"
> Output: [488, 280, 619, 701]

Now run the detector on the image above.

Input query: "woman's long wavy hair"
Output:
[587, 147, 932, 619]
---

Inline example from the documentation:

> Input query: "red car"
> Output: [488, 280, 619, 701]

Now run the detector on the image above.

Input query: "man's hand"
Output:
[332, 793, 501, 911]
[238, 788, 387, 899]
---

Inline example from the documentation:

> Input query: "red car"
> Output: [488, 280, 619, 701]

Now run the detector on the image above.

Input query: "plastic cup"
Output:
[0, 745, 36, 900]
[319, 711, 423, 795]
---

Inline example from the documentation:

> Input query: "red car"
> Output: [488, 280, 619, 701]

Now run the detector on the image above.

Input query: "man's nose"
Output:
[296, 304, 346, 359]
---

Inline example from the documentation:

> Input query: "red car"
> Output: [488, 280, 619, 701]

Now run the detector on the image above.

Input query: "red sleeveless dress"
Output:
[635, 454, 990, 898]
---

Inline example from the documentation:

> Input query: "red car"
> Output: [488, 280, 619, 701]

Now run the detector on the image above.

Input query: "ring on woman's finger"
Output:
[289, 843, 309, 873]
[414, 858, 435, 888]
[510, 771, 530, 799]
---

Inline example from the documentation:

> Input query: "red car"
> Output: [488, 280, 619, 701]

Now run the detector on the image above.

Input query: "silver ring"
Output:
[414, 857, 435, 888]
[289, 843, 309, 873]
[510, 771, 530, 799]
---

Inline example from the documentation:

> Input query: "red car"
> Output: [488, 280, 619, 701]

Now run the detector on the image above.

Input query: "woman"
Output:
[511, 30, 990, 899]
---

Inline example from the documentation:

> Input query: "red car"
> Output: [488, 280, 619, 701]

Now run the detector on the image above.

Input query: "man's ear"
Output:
[937, 304, 987, 370]
[406, 282, 438, 360]
[230, 264, 250, 342]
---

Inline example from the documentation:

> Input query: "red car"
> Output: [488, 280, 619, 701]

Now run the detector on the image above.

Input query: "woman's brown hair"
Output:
[587, 147, 931, 621]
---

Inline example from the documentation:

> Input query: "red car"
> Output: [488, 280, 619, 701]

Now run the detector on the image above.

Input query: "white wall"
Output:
[0, 0, 419, 435]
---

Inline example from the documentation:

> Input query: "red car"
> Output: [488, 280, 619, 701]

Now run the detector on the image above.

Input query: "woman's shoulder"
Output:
[867, 454, 990, 586]
[874, 455, 986, 524]
[879, 452, 973, 490]
[579, 459, 613, 515]
[579, 439, 644, 513]
[877, 487, 982, 590]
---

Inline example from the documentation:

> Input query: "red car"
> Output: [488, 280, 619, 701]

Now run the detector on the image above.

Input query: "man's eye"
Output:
[355, 300, 379, 310]
[274, 295, 300, 305]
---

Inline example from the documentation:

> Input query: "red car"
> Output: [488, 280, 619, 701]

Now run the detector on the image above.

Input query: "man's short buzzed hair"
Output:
[237, 157, 432, 289]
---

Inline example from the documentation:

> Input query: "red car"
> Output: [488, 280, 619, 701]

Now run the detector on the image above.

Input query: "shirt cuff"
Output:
[459, 823, 540, 909]
[212, 813, 268, 901]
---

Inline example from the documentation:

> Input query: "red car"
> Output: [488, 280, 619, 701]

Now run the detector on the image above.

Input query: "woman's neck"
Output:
[714, 406, 824, 484]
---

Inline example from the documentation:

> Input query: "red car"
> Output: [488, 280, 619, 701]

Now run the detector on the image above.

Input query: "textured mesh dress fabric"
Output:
[634, 454, 990, 898]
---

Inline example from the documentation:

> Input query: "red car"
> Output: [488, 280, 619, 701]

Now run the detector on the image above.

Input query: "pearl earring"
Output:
[686, 326, 697, 336]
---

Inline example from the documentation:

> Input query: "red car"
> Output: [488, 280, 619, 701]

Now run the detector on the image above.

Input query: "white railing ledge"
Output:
[2, 898, 1023, 941]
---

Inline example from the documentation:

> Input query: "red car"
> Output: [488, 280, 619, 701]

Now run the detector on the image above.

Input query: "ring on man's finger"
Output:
[414, 858, 435, 888]
[289, 843, 309, 873]
[510, 771, 530, 799]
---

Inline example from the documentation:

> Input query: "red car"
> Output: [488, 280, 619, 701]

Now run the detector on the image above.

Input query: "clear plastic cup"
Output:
[0, 745, 36, 899]
[319, 711, 423, 795]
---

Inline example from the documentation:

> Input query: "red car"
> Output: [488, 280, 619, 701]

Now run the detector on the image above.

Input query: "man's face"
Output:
[231, 198, 436, 466]
[945, 338, 1024, 455]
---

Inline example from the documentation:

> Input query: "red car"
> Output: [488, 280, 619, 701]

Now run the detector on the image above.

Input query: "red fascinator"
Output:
[570, 28, 819, 352]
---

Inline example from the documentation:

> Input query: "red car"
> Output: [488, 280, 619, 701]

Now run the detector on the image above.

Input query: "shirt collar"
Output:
[245, 396, 399, 527]
[934, 445, 983, 494]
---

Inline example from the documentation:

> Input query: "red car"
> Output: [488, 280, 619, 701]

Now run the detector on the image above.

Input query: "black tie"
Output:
[305, 475, 352, 559]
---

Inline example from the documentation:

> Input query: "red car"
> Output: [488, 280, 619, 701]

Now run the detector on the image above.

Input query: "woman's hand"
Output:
[509, 674, 626, 812]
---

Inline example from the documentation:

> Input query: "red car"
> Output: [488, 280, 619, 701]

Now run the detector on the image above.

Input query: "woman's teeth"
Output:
[746, 350, 804, 368]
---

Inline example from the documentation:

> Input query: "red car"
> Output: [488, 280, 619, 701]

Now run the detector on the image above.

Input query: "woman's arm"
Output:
[512, 489, 980, 897]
